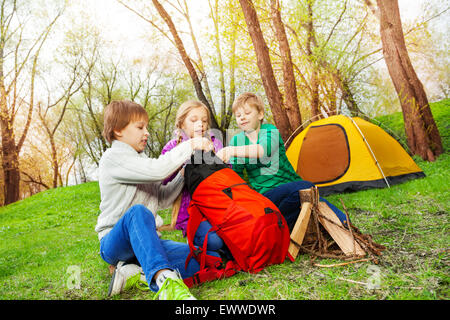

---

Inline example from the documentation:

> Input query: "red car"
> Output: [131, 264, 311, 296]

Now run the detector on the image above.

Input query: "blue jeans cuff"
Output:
[147, 264, 175, 292]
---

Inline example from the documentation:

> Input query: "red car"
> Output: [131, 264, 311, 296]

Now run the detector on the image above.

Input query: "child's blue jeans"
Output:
[263, 180, 348, 231]
[193, 220, 225, 251]
[99, 204, 219, 292]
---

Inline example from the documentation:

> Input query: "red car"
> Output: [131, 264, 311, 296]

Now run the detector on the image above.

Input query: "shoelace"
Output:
[153, 277, 195, 300]
[125, 273, 149, 292]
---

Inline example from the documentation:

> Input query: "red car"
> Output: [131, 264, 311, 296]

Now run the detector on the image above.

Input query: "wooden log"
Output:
[288, 188, 316, 259]
[158, 194, 182, 231]
[299, 187, 319, 204]
[288, 202, 312, 259]
[288, 188, 317, 259]
[302, 217, 317, 245]
[317, 202, 365, 256]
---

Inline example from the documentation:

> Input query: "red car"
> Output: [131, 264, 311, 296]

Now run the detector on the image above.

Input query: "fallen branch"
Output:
[313, 258, 374, 268]
[340, 198, 357, 256]
[336, 277, 368, 286]
[299, 243, 364, 261]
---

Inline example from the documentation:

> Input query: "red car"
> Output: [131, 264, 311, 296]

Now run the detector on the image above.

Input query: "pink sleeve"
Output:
[213, 136, 223, 152]
[161, 139, 178, 155]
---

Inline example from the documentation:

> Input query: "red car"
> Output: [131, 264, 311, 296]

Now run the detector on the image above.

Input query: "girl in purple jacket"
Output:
[161, 100, 225, 252]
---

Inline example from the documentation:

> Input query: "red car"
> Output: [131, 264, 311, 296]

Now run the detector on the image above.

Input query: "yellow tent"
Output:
[286, 115, 425, 196]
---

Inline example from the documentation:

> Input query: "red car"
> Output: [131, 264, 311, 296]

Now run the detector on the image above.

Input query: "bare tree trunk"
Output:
[238, 0, 292, 141]
[84, 72, 108, 152]
[181, 0, 215, 113]
[0, 40, 20, 204]
[332, 70, 360, 115]
[0, 2, 62, 204]
[50, 135, 58, 188]
[39, 57, 87, 188]
[269, 0, 302, 130]
[309, 71, 321, 119]
[375, 0, 443, 160]
[287, 1, 362, 119]
[0, 3, 20, 205]
[322, 77, 337, 113]
[151, 0, 220, 131]
[65, 153, 77, 186]
[304, 2, 321, 120]
[78, 157, 87, 184]
[224, 5, 238, 130]
[209, 0, 226, 121]
[0, 120, 20, 205]
[305, 1, 321, 120]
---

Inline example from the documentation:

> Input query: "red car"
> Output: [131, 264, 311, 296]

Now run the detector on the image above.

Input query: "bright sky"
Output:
[398, 0, 421, 18]
[65, 0, 437, 62]
[66, 0, 152, 61]
[79, 0, 427, 31]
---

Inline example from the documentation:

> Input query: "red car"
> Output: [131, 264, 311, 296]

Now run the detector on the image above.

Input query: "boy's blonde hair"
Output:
[102, 100, 149, 144]
[232, 92, 265, 115]
[174, 100, 211, 143]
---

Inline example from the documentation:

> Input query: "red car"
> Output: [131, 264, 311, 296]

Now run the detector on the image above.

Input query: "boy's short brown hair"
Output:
[231, 92, 265, 115]
[102, 100, 149, 144]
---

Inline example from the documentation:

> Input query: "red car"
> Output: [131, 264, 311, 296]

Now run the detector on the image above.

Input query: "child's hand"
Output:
[190, 137, 213, 152]
[216, 147, 232, 163]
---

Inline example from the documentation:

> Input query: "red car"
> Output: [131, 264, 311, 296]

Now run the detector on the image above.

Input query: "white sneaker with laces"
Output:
[107, 261, 148, 297]
[154, 270, 196, 300]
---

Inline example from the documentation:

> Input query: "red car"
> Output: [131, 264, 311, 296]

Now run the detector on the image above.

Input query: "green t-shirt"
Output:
[229, 123, 301, 194]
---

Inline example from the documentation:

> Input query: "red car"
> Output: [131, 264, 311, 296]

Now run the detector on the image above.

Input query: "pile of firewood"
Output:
[289, 187, 385, 267]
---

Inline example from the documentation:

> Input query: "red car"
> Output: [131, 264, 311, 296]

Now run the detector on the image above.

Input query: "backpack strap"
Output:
[185, 204, 206, 270]
[185, 203, 221, 270]
[185, 202, 236, 286]
[184, 260, 241, 288]
[198, 225, 220, 270]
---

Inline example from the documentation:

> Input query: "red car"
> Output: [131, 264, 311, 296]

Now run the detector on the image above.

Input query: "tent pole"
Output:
[347, 116, 391, 188]
[284, 110, 339, 148]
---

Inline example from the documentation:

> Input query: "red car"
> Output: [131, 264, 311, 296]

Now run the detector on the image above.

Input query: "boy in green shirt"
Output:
[216, 92, 347, 230]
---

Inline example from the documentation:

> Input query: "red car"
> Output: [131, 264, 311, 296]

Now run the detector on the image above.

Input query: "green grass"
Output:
[0, 100, 448, 300]
[373, 98, 450, 152]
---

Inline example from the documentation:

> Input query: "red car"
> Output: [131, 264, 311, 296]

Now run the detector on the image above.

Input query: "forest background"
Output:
[0, 0, 448, 206]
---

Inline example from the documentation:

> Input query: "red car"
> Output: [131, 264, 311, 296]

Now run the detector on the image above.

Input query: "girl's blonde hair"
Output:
[174, 100, 211, 144]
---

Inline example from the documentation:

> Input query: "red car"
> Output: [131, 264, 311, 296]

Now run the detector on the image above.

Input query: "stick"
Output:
[336, 277, 368, 286]
[313, 258, 373, 268]
[340, 198, 356, 256]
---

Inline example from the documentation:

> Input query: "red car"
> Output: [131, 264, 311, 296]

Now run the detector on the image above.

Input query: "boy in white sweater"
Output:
[96, 100, 215, 300]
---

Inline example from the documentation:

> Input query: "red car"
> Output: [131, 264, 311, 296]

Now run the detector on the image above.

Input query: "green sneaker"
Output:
[153, 273, 196, 300]
[108, 261, 149, 297]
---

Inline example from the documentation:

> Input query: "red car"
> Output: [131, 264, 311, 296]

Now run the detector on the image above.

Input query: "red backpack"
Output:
[183, 151, 292, 287]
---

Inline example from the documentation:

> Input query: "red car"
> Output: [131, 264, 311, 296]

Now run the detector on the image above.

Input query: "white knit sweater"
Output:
[95, 139, 194, 240]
